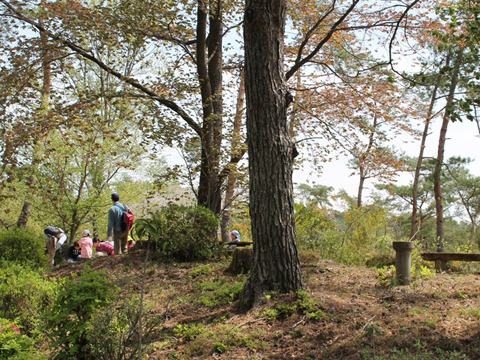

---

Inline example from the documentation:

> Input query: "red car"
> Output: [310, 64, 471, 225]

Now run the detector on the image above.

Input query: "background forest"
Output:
[0, 0, 479, 262]
[0, 0, 480, 358]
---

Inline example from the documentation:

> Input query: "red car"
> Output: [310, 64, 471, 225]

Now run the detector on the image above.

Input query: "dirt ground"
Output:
[49, 250, 480, 359]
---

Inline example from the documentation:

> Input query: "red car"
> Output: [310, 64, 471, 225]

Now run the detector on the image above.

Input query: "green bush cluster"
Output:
[295, 203, 391, 266]
[0, 227, 49, 268]
[0, 261, 57, 334]
[135, 205, 220, 261]
[44, 266, 118, 360]
[86, 296, 160, 360]
[0, 318, 42, 360]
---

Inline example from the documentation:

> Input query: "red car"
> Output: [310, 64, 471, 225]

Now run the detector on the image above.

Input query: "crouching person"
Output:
[67, 241, 82, 263]
[93, 237, 115, 257]
[44, 226, 68, 266]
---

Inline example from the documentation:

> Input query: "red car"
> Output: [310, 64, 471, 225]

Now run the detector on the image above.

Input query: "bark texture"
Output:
[239, 0, 303, 309]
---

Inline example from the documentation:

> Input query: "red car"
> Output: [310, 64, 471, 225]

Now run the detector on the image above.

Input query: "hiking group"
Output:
[45, 192, 135, 265]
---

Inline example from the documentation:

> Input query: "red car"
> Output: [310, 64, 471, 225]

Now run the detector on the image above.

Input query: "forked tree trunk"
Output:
[239, 0, 303, 309]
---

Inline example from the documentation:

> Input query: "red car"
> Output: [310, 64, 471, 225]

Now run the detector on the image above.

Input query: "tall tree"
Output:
[0, 0, 243, 217]
[239, 0, 303, 308]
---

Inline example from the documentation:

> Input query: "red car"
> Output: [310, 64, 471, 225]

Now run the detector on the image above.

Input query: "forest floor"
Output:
[50, 249, 480, 360]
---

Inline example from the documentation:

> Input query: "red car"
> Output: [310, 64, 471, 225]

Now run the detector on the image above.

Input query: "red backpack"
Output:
[115, 204, 135, 232]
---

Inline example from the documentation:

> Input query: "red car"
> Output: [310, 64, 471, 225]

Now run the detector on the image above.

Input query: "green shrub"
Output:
[86, 296, 160, 360]
[0, 261, 58, 334]
[295, 290, 325, 321]
[184, 324, 267, 356]
[0, 318, 44, 360]
[0, 227, 49, 268]
[135, 205, 220, 261]
[173, 323, 207, 341]
[45, 266, 118, 360]
[195, 280, 245, 307]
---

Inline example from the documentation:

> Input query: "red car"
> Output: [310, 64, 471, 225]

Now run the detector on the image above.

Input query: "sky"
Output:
[163, 115, 480, 202]
[295, 116, 480, 199]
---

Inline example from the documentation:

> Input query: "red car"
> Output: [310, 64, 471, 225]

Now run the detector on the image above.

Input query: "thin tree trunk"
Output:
[357, 170, 366, 208]
[434, 50, 463, 269]
[196, 0, 224, 216]
[357, 115, 377, 208]
[239, 0, 303, 309]
[17, 6, 51, 228]
[221, 70, 245, 242]
[411, 79, 440, 239]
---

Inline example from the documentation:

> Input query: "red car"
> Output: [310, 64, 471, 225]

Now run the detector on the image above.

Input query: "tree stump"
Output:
[226, 248, 253, 275]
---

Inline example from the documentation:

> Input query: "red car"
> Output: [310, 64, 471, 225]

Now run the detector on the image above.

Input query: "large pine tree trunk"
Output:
[239, 0, 303, 309]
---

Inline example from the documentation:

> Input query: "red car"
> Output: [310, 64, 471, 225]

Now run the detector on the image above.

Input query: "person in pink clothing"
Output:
[92, 237, 115, 256]
[78, 230, 93, 259]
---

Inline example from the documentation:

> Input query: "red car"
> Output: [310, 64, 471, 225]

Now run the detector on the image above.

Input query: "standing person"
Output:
[92, 237, 115, 256]
[78, 230, 93, 259]
[107, 192, 129, 255]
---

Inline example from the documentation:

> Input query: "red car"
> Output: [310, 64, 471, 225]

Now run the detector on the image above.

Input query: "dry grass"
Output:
[49, 250, 480, 359]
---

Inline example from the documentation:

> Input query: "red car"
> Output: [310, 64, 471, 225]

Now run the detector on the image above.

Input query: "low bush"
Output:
[174, 323, 266, 357]
[0, 318, 45, 360]
[0, 227, 49, 268]
[86, 296, 160, 360]
[135, 205, 220, 261]
[194, 279, 245, 307]
[0, 261, 58, 334]
[45, 266, 118, 360]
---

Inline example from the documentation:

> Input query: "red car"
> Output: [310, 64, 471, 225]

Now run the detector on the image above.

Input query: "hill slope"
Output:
[50, 251, 480, 359]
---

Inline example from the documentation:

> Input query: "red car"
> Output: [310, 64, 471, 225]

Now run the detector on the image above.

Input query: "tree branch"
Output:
[0, 0, 203, 136]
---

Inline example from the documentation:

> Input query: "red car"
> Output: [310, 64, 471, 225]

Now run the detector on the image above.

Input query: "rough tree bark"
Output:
[238, 0, 303, 309]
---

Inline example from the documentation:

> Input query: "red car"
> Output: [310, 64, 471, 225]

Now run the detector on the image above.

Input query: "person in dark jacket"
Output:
[107, 192, 129, 255]
[67, 241, 82, 263]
